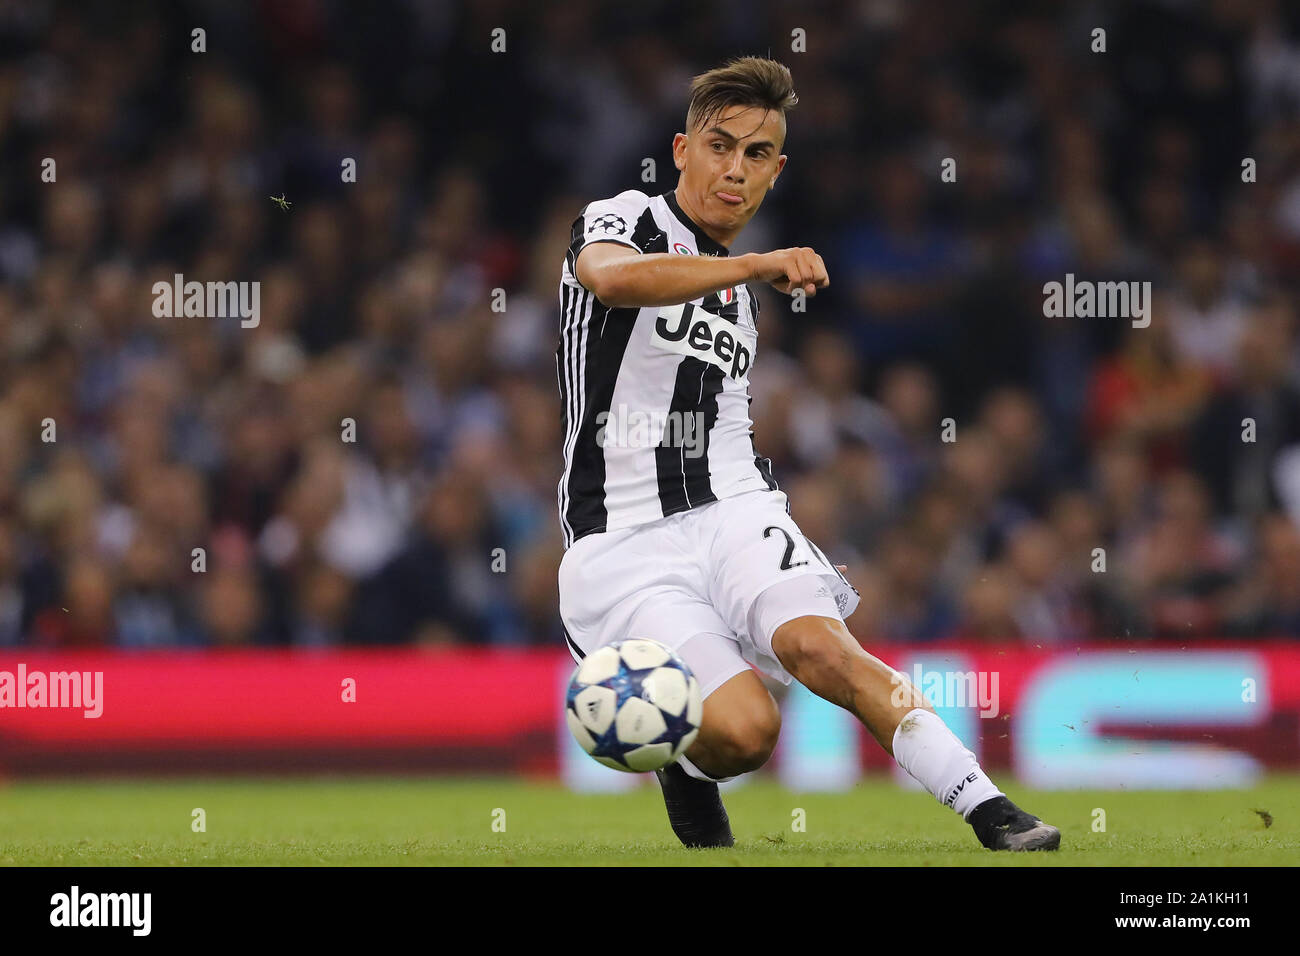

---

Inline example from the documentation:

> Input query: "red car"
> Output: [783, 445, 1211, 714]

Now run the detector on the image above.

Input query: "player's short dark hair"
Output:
[685, 56, 797, 138]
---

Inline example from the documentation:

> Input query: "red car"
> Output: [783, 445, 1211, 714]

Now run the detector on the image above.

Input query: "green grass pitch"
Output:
[2, 774, 1297, 866]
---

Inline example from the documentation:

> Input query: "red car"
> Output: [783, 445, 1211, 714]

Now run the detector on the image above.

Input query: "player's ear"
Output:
[770, 154, 787, 188]
[672, 132, 688, 171]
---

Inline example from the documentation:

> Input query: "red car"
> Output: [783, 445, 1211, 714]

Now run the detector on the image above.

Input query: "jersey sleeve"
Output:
[565, 190, 654, 281]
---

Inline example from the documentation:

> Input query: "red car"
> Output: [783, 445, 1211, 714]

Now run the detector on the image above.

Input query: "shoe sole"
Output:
[998, 823, 1061, 851]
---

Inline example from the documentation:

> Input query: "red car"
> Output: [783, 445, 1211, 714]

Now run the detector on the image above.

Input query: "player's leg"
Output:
[767, 608, 1060, 851]
[652, 666, 779, 850]
[558, 523, 776, 847]
[683, 667, 780, 779]
[706, 489, 1058, 851]
[621, 611, 778, 848]
[764, 610, 926, 752]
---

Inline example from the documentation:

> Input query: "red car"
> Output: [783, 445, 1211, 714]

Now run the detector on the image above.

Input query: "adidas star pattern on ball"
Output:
[565, 638, 703, 772]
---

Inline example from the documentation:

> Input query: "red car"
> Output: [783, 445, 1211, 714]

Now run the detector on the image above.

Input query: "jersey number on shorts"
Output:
[764, 525, 809, 570]
[764, 524, 852, 589]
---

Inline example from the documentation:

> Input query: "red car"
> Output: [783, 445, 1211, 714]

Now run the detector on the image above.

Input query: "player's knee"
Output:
[771, 615, 857, 679]
[712, 696, 781, 773]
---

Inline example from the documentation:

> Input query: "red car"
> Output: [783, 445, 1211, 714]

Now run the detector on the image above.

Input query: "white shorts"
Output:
[558, 488, 860, 700]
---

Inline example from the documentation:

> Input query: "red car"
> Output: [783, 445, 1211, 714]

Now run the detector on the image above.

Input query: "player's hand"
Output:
[748, 248, 830, 297]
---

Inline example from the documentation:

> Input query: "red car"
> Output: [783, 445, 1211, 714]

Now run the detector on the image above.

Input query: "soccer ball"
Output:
[565, 638, 703, 772]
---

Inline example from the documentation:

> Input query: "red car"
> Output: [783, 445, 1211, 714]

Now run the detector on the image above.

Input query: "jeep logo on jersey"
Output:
[652, 303, 754, 381]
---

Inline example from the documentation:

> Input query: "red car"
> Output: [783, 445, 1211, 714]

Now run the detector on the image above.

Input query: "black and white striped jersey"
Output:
[556, 187, 782, 549]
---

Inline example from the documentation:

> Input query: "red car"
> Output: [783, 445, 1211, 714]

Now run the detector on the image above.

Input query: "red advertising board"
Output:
[1, 644, 1297, 784]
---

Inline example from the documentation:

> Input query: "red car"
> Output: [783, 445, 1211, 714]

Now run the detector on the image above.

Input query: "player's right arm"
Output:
[576, 243, 829, 308]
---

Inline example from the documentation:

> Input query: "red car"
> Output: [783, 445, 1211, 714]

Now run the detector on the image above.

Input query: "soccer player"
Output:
[556, 56, 1059, 851]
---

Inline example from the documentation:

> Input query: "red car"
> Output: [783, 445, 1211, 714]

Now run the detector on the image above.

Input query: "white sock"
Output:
[677, 754, 737, 784]
[891, 709, 1003, 819]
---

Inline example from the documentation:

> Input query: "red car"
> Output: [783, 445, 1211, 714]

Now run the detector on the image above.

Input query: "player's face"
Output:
[673, 104, 787, 240]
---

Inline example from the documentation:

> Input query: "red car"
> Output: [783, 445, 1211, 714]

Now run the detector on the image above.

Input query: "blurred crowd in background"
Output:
[2, 0, 1300, 649]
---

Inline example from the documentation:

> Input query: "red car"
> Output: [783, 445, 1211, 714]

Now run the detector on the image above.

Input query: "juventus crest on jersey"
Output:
[556, 188, 782, 548]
